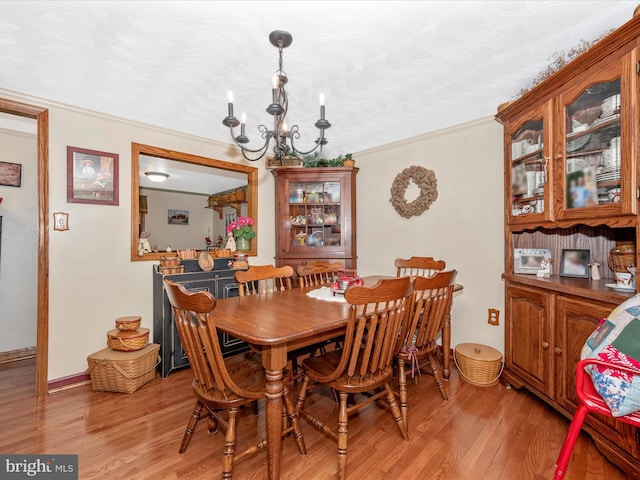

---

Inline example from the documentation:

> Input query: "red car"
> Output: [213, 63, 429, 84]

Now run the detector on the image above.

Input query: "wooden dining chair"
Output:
[553, 358, 640, 479]
[394, 256, 446, 277]
[295, 276, 412, 479]
[394, 270, 457, 429]
[163, 279, 306, 479]
[296, 261, 343, 287]
[235, 264, 293, 296]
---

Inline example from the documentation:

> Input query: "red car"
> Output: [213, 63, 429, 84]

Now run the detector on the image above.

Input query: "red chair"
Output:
[553, 358, 640, 479]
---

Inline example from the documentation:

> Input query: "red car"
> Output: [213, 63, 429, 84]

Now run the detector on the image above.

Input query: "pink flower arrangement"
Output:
[226, 216, 256, 241]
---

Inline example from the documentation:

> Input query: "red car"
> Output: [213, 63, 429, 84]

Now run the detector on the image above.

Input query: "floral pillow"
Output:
[581, 294, 640, 417]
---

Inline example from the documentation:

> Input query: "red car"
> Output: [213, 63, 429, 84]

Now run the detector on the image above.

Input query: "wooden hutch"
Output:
[272, 166, 358, 271]
[495, 10, 640, 477]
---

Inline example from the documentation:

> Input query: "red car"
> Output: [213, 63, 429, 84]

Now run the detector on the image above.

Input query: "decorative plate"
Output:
[605, 283, 635, 292]
[198, 251, 214, 271]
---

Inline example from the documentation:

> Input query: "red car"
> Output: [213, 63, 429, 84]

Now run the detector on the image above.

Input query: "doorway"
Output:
[0, 98, 49, 396]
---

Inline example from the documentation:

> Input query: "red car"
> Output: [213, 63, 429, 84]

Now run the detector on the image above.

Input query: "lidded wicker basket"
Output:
[115, 316, 141, 331]
[454, 343, 503, 387]
[107, 328, 149, 352]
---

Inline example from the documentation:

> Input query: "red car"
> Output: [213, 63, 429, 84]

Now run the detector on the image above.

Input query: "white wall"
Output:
[355, 117, 505, 352]
[1, 88, 506, 382]
[0, 128, 38, 351]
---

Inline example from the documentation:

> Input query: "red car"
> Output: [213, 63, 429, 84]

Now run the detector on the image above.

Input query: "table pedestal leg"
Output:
[262, 345, 287, 480]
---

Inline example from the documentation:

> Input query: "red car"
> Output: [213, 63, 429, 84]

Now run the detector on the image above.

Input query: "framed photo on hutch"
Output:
[560, 249, 590, 278]
[67, 146, 119, 205]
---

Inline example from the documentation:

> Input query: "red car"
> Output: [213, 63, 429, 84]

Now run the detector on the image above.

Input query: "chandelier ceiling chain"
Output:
[222, 30, 330, 163]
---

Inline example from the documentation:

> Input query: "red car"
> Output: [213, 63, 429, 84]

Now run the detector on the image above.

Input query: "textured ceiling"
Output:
[0, 1, 638, 160]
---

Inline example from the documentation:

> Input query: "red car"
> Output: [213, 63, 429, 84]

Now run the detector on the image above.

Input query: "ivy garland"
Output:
[389, 166, 438, 218]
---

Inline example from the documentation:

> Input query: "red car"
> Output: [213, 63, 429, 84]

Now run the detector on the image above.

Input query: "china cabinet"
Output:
[272, 167, 358, 270]
[496, 11, 640, 478]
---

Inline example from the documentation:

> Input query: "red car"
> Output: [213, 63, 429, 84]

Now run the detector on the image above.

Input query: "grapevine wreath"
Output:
[389, 166, 438, 218]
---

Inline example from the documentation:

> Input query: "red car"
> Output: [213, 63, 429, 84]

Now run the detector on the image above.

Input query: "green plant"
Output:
[303, 153, 352, 168]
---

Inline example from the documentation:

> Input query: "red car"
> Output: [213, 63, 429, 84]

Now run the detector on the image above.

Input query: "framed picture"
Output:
[168, 209, 189, 225]
[0, 161, 22, 187]
[560, 249, 590, 278]
[67, 146, 119, 205]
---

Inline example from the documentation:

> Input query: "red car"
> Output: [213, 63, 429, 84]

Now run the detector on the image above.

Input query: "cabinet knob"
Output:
[541, 341, 549, 349]
[554, 347, 563, 355]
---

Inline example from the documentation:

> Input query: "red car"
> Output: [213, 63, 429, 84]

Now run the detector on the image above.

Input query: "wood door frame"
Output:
[0, 98, 49, 396]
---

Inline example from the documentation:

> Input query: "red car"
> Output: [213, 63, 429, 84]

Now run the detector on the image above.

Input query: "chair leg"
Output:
[295, 375, 310, 415]
[222, 407, 238, 480]
[337, 392, 349, 480]
[179, 401, 206, 454]
[397, 359, 408, 429]
[283, 385, 307, 455]
[553, 403, 589, 480]
[428, 354, 448, 400]
[385, 383, 409, 441]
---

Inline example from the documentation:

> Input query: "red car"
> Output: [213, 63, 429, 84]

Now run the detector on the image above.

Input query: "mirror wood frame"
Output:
[131, 143, 258, 261]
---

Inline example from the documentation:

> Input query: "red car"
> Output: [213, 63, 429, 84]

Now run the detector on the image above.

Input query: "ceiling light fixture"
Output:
[223, 30, 330, 163]
[145, 171, 169, 183]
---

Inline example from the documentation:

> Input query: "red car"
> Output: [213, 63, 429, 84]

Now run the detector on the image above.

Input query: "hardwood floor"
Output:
[0, 358, 627, 479]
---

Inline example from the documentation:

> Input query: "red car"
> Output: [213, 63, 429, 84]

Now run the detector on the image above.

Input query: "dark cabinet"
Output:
[153, 258, 247, 377]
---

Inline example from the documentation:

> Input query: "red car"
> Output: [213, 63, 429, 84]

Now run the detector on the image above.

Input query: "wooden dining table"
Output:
[212, 277, 463, 480]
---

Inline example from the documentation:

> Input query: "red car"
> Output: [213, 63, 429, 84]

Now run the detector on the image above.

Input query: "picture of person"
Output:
[561, 249, 590, 277]
[567, 166, 597, 209]
[80, 159, 96, 177]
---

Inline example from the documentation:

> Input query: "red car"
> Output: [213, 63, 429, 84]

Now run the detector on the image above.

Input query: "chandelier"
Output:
[222, 30, 330, 163]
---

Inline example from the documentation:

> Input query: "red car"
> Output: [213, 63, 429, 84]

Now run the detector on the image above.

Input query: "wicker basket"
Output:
[608, 242, 636, 272]
[86, 344, 160, 393]
[107, 328, 149, 352]
[115, 316, 141, 331]
[454, 343, 503, 387]
[159, 265, 184, 275]
[159, 255, 181, 267]
[215, 249, 232, 258]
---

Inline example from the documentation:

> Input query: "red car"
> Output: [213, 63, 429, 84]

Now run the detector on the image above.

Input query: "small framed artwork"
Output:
[560, 249, 590, 278]
[67, 146, 119, 205]
[53, 212, 69, 231]
[0, 161, 22, 187]
[168, 209, 189, 225]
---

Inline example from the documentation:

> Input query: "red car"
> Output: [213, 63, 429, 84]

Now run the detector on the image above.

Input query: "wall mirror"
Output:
[131, 143, 258, 261]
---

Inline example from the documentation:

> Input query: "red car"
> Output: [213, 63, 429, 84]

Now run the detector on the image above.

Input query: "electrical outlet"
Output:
[488, 308, 500, 326]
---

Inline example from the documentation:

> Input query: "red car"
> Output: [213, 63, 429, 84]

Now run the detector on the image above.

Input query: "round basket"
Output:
[159, 255, 181, 267]
[454, 343, 503, 387]
[115, 316, 141, 331]
[107, 328, 149, 352]
[608, 243, 635, 272]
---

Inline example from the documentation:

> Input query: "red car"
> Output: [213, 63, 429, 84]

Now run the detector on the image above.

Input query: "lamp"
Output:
[223, 30, 330, 163]
[145, 172, 169, 183]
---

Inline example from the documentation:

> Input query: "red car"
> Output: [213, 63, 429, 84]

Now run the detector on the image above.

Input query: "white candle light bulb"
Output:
[319, 93, 325, 106]
[241, 112, 247, 124]
[227, 90, 234, 103]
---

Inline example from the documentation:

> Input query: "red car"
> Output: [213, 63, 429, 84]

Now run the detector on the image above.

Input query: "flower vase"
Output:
[235, 237, 250, 251]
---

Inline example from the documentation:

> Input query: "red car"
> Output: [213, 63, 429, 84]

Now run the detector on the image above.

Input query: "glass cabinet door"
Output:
[509, 116, 547, 223]
[564, 78, 621, 210]
[286, 180, 343, 251]
[556, 53, 630, 220]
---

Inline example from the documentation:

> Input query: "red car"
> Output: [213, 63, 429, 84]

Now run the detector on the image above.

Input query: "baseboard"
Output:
[0, 346, 36, 364]
[47, 372, 91, 393]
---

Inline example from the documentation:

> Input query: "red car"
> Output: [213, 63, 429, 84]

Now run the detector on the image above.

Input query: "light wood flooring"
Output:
[0, 358, 627, 479]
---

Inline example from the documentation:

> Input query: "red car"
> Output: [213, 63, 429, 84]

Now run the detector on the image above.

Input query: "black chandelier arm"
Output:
[226, 125, 276, 162]
[286, 125, 327, 161]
